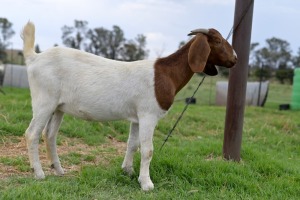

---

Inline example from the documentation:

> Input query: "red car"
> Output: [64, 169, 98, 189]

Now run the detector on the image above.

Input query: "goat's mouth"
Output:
[222, 54, 238, 68]
[228, 61, 237, 68]
[225, 59, 237, 68]
[216, 60, 237, 69]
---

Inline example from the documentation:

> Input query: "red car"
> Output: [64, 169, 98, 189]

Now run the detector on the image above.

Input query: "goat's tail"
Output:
[21, 21, 37, 59]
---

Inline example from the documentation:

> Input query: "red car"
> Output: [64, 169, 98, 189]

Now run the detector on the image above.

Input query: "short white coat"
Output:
[27, 47, 166, 123]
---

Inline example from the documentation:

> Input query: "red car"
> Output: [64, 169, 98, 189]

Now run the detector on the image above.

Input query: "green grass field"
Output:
[0, 76, 299, 199]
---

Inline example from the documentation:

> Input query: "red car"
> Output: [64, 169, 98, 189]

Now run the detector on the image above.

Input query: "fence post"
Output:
[223, 0, 254, 161]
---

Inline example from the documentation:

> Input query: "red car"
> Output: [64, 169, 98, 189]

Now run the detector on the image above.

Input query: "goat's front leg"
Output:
[43, 110, 64, 176]
[138, 116, 157, 191]
[122, 122, 139, 176]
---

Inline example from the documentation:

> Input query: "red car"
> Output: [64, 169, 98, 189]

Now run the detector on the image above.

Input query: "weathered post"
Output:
[223, 0, 254, 161]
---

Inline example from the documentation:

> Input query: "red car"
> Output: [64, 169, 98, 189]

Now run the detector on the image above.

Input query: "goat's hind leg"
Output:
[122, 122, 139, 176]
[43, 110, 64, 176]
[25, 111, 54, 179]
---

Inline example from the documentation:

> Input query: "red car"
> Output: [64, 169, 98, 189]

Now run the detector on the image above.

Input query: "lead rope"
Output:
[159, 75, 206, 151]
[159, 0, 254, 150]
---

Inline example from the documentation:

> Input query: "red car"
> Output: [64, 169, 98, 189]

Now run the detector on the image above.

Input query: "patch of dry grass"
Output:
[0, 135, 126, 179]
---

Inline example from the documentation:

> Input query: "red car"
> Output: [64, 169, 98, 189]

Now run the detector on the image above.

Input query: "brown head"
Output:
[187, 28, 237, 76]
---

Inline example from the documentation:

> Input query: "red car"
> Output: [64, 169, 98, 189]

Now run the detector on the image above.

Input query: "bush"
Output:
[254, 67, 272, 80]
[275, 69, 294, 84]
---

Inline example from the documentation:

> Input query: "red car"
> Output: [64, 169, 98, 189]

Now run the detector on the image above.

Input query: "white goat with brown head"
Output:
[21, 22, 237, 191]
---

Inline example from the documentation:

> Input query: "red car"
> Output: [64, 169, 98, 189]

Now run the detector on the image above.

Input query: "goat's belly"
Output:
[58, 103, 138, 122]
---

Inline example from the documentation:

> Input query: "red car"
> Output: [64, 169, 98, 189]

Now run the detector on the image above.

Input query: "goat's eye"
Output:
[215, 39, 222, 45]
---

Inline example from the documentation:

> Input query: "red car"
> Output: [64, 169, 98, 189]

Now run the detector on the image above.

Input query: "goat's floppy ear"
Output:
[188, 34, 211, 73]
[203, 63, 218, 76]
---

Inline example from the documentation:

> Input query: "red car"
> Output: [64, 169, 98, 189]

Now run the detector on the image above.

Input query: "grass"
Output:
[0, 75, 299, 199]
[0, 156, 30, 172]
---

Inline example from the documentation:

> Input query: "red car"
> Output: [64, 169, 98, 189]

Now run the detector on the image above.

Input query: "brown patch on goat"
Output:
[154, 29, 237, 110]
[154, 39, 195, 110]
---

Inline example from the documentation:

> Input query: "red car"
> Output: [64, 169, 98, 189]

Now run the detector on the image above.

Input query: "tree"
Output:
[86, 25, 125, 59]
[86, 26, 148, 61]
[293, 47, 300, 67]
[249, 42, 259, 67]
[62, 20, 149, 61]
[275, 69, 294, 84]
[254, 66, 272, 80]
[0, 18, 15, 62]
[61, 20, 88, 50]
[0, 49, 6, 63]
[253, 37, 292, 69]
[250, 38, 295, 84]
[120, 34, 149, 61]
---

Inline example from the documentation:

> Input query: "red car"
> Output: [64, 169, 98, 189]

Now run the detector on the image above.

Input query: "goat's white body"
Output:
[27, 47, 165, 123]
[25, 46, 164, 191]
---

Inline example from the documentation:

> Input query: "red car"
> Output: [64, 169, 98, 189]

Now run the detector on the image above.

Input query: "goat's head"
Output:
[187, 28, 237, 76]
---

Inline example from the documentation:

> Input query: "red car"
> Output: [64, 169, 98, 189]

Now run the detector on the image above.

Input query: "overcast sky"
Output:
[1, 0, 299, 58]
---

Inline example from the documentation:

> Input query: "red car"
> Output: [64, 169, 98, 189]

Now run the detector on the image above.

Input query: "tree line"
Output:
[247, 37, 300, 84]
[1, 17, 300, 84]
[0, 18, 148, 63]
[0, 18, 15, 62]
[219, 37, 300, 84]
[61, 20, 148, 61]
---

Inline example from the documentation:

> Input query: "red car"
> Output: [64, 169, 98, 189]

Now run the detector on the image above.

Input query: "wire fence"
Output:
[175, 75, 293, 109]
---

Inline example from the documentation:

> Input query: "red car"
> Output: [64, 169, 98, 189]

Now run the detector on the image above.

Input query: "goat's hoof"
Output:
[122, 166, 135, 176]
[34, 170, 45, 180]
[138, 177, 154, 191]
[55, 169, 65, 176]
[51, 163, 65, 176]
[54, 167, 65, 176]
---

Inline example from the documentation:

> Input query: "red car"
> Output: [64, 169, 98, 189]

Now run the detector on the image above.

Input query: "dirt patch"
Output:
[0, 135, 127, 179]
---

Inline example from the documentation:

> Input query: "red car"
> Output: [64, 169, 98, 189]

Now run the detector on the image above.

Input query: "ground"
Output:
[0, 135, 126, 179]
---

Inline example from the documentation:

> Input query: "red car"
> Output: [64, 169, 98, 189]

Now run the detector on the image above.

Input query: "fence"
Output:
[2, 64, 29, 88]
[175, 75, 292, 109]
[216, 81, 269, 106]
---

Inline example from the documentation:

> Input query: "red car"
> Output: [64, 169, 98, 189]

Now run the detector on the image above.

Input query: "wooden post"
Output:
[223, 0, 254, 161]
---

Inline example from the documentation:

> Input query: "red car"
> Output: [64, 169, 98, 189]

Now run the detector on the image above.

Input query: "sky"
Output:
[1, 0, 299, 59]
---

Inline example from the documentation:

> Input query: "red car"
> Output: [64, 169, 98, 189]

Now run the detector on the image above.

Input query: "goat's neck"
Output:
[155, 40, 194, 94]
[154, 40, 195, 110]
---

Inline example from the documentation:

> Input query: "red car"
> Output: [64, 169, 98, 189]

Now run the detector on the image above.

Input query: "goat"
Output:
[21, 22, 237, 191]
